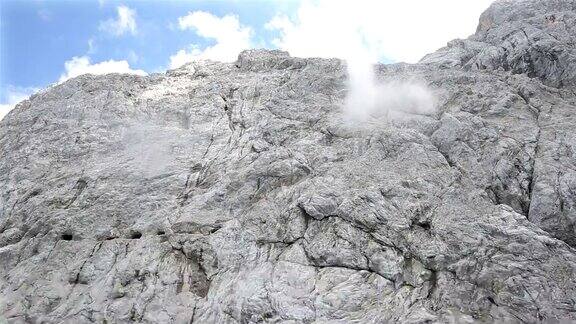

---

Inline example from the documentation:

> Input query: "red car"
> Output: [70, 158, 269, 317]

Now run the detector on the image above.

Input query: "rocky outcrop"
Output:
[1, 0, 576, 322]
[422, 0, 576, 250]
[421, 0, 576, 88]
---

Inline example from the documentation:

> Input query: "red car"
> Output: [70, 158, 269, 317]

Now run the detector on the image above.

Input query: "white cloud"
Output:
[59, 56, 147, 83]
[0, 86, 39, 121]
[127, 50, 139, 64]
[99, 5, 137, 37]
[87, 38, 96, 54]
[266, 0, 495, 63]
[264, 1, 495, 126]
[37, 9, 52, 22]
[168, 11, 252, 68]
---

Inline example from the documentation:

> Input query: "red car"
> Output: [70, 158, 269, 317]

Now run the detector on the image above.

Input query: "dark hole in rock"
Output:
[412, 219, 431, 231]
[130, 231, 142, 239]
[418, 222, 431, 230]
[208, 225, 222, 234]
[487, 296, 499, 306]
[61, 233, 73, 241]
[157, 230, 165, 236]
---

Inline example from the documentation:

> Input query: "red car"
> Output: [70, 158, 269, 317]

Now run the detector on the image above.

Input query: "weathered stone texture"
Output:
[2, 0, 576, 322]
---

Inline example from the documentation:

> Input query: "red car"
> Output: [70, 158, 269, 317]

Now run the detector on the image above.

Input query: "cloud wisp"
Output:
[267, 0, 446, 124]
[169, 11, 252, 68]
[344, 69, 437, 124]
[99, 5, 138, 37]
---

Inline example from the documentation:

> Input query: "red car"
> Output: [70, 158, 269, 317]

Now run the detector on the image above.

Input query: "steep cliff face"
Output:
[1, 0, 576, 323]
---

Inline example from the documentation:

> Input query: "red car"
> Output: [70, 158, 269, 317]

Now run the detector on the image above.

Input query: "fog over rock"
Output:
[2, 0, 576, 323]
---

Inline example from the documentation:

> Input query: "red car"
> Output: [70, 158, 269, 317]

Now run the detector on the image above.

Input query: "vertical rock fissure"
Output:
[518, 90, 543, 219]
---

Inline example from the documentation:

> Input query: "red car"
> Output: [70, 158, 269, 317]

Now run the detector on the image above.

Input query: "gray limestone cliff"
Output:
[2, 0, 576, 322]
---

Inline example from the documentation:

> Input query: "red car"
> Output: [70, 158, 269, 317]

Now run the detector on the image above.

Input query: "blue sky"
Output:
[0, 0, 297, 104]
[0, 0, 494, 120]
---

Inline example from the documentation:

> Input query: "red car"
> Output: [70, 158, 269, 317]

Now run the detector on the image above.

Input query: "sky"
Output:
[0, 0, 495, 121]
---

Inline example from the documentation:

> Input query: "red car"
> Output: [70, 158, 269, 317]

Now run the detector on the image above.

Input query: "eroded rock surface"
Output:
[1, 0, 576, 322]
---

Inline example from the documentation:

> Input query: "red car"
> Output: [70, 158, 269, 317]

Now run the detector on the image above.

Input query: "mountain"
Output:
[2, 0, 576, 322]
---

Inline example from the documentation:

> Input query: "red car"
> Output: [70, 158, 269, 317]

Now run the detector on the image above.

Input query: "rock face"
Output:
[1, 0, 576, 323]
